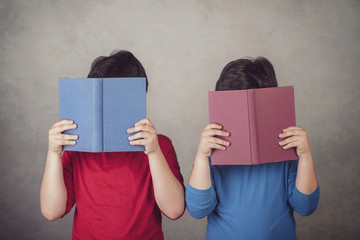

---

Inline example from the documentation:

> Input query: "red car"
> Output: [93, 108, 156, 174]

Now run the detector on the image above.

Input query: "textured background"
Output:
[0, 0, 359, 239]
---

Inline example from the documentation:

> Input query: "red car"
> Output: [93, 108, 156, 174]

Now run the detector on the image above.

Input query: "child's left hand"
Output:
[127, 118, 161, 156]
[278, 126, 311, 158]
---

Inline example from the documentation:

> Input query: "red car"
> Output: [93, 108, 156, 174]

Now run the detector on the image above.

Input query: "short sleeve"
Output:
[286, 160, 320, 216]
[61, 151, 76, 217]
[185, 157, 218, 219]
[186, 183, 217, 219]
[158, 134, 184, 186]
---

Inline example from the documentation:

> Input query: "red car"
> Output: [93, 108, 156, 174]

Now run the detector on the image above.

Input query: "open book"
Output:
[209, 86, 297, 165]
[59, 77, 146, 152]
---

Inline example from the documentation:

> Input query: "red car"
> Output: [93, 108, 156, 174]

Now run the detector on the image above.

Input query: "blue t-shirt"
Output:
[185, 159, 320, 240]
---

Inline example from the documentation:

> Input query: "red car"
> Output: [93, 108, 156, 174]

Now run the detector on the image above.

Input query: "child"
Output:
[40, 50, 185, 240]
[186, 57, 319, 240]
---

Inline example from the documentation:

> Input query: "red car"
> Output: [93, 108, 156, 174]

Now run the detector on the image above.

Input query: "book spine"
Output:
[92, 79, 103, 152]
[247, 90, 260, 164]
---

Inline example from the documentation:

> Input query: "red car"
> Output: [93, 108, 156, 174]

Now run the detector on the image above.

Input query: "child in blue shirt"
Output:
[186, 57, 319, 240]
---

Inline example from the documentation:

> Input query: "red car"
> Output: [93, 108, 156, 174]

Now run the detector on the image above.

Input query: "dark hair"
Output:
[215, 57, 278, 91]
[88, 50, 148, 91]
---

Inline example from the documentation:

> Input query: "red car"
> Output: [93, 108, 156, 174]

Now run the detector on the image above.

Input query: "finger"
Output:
[50, 124, 77, 135]
[52, 120, 74, 128]
[208, 137, 230, 147]
[54, 134, 79, 140]
[55, 140, 77, 146]
[282, 140, 300, 150]
[205, 123, 223, 130]
[282, 126, 303, 132]
[278, 136, 300, 146]
[204, 129, 230, 137]
[279, 129, 302, 138]
[208, 143, 227, 151]
[134, 118, 153, 127]
[127, 124, 155, 134]
[129, 139, 146, 146]
[128, 132, 150, 141]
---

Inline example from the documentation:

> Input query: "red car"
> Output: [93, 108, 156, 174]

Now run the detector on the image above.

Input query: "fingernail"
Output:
[127, 129, 131, 133]
[130, 141, 134, 145]
[74, 135, 78, 139]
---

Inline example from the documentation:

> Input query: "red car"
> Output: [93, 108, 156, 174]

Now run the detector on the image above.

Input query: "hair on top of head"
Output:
[215, 56, 278, 91]
[88, 50, 148, 92]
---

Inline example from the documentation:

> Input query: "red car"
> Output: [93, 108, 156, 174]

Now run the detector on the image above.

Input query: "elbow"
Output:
[293, 186, 320, 217]
[186, 203, 212, 219]
[163, 201, 185, 220]
[298, 210, 314, 217]
[296, 205, 318, 217]
[41, 205, 64, 221]
[294, 198, 320, 217]
[43, 215, 59, 221]
[187, 208, 208, 219]
[185, 198, 215, 219]
[185, 184, 216, 219]
[165, 206, 185, 220]
[41, 210, 60, 221]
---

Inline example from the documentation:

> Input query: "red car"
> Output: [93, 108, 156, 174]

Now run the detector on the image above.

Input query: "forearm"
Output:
[40, 151, 67, 220]
[188, 154, 212, 190]
[148, 150, 185, 219]
[295, 153, 318, 194]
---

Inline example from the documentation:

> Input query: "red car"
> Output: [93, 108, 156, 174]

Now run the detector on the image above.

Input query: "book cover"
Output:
[59, 77, 146, 152]
[208, 86, 297, 165]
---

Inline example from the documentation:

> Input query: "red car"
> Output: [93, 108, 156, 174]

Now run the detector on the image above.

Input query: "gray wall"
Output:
[1, 0, 359, 239]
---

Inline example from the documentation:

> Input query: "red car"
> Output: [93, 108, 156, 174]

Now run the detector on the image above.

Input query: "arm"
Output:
[40, 120, 77, 221]
[186, 123, 230, 218]
[127, 118, 184, 220]
[189, 123, 229, 189]
[279, 126, 320, 216]
[279, 126, 318, 194]
[186, 182, 217, 219]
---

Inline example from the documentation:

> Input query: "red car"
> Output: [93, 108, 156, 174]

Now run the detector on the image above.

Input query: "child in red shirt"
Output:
[40, 50, 185, 239]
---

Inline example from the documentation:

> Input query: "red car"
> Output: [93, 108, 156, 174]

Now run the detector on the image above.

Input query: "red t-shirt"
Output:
[61, 134, 184, 240]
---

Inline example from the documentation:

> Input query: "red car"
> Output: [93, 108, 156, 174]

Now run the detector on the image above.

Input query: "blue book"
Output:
[59, 78, 146, 152]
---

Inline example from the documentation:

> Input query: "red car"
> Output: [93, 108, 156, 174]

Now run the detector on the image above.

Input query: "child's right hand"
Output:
[196, 123, 230, 158]
[48, 120, 78, 155]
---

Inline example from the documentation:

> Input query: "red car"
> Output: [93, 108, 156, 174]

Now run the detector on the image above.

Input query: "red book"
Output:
[208, 86, 297, 165]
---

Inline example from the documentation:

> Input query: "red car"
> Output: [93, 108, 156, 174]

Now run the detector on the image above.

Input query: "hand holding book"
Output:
[278, 126, 312, 159]
[59, 77, 146, 152]
[127, 118, 161, 156]
[196, 123, 230, 158]
[48, 120, 78, 155]
[208, 86, 298, 165]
